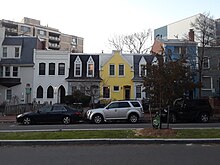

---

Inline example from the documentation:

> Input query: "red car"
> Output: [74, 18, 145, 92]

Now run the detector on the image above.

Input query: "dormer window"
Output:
[15, 47, 20, 57]
[3, 47, 7, 57]
[87, 56, 94, 77]
[74, 56, 82, 77]
[139, 57, 147, 77]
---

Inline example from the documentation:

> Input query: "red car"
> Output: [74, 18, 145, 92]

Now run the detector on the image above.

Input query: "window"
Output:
[37, 86, 43, 98]
[74, 56, 82, 77]
[72, 38, 77, 46]
[119, 64, 124, 76]
[20, 26, 31, 33]
[5, 66, 10, 77]
[103, 87, 110, 98]
[118, 102, 130, 108]
[3, 47, 7, 57]
[130, 101, 141, 107]
[0, 66, 3, 77]
[87, 56, 94, 77]
[13, 67, 18, 77]
[58, 63, 65, 75]
[136, 86, 141, 98]
[15, 47, 20, 57]
[109, 64, 115, 76]
[113, 86, 119, 92]
[6, 89, 12, 100]
[140, 65, 147, 77]
[47, 86, 54, 98]
[39, 63, 45, 75]
[202, 76, 212, 90]
[49, 63, 55, 75]
[174, 46, 180, 54]
[38, 29, 46, 36]
[203, 57, 210, 69]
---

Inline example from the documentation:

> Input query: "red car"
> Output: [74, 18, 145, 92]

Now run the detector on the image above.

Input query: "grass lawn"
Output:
[0, 129, 220, 140]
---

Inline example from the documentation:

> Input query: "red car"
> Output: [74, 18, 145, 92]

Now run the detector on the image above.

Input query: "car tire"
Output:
[169, 113, 177, 123]
[128, 113, 139, 123]
[199, 113, 209, 123]
[63, 116, 71, 124]
[23, 117, 31, 125]
[92, 114, 103, 124]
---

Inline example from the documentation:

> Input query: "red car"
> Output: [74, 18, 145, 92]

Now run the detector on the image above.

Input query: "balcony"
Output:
[49, 36, 60, 42]
[5, 28, 18, 36]
[48, 43, 60, 50]
[0, 78, 21, 87]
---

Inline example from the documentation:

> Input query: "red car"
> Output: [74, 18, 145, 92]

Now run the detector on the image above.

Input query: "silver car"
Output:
[86, 100, 144, 124]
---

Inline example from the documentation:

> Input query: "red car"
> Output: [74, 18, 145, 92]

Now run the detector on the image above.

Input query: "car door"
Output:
[36, 105, 52, 123]
[48, 105, 66, 123]
[116, 102, 131, 118]
[103, 102, 119, 119]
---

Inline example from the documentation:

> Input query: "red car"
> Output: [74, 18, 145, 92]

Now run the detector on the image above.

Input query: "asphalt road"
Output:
[0, 122, 220, 132]
[0, 144, 220, 165]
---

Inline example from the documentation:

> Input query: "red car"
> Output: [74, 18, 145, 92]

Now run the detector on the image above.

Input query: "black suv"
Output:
[162, 98, 213, 123]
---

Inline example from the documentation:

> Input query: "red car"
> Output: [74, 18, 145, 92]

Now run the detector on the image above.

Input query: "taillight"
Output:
[74, 112, 82, 115]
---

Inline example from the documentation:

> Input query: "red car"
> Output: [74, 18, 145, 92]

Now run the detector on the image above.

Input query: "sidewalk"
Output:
[0, 113, 220, 123]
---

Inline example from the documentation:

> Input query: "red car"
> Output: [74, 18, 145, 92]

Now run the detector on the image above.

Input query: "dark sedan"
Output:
[16, 104, 83, 125]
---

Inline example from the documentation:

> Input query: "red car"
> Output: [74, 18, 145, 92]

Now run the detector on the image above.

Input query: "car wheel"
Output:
[23, 117, 31, 125]
[169, 113, 177, 123]
[199, 113, 209, 123]
[63, 116, 71, 124]
[128, 113, 139, 123]
[92, 114, 103, 124]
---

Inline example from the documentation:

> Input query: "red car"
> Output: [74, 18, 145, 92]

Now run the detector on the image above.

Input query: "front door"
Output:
[124, 87, 131, 100]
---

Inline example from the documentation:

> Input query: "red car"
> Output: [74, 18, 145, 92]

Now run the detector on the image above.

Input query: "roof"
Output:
[1, 36, 39, 64]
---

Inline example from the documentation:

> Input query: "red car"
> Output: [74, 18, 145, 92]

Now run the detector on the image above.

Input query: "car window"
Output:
[130, 101, 141, 107]
[39, 105, 52, 112]
[118, 102, 130, 108]
[52, 105, 66, 112]
[107, 102, 119, 109]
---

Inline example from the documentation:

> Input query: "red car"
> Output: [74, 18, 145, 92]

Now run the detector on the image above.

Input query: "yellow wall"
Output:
[100, 51, 134, 100]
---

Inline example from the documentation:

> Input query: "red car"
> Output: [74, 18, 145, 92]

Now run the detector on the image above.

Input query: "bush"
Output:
[64, 91, 91, 107]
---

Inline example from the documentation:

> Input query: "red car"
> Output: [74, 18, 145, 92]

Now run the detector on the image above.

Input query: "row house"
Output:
[0, 28, 43, 104]
[33, 50, 69, 105]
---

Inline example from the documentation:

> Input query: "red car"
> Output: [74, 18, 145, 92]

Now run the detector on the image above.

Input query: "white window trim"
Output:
[5, 88, 12, 101]
[74, 56, 82, 77]
[139, 57, 147, 77]
[87, 56, 94, 77]
[113, 86, 120, 92]
[2, 47, 7, 58]
[109, 64, 115, 76]
[14, 47, 21, 58]
[118, 64, 125, 77]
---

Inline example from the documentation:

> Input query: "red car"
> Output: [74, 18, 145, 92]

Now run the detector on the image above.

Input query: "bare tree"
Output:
[108, 29, 152, 54]
[191, 12, 216, 97]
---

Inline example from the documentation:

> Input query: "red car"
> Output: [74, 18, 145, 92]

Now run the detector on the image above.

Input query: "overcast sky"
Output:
[0, 0, 220, 53]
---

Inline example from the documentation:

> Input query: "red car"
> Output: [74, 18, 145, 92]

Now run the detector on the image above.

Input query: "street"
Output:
[0, 144, 220, 165]
[1, 122, 220, 132]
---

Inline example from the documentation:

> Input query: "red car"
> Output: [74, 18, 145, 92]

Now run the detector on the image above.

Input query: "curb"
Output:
[1, 138, 220, 146]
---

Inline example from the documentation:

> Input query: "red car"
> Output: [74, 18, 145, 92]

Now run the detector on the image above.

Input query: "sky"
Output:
[0, 0, 220, 53]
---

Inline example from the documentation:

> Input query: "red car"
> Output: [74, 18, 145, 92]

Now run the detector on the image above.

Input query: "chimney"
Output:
[188, 29, 194, 41]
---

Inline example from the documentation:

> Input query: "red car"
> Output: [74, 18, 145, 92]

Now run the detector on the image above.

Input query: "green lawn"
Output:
[0, 129, 220, 140]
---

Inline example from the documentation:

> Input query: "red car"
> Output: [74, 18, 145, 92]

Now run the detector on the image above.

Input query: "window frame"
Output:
[136, 85, 142, 98]
[3, 47, 7, 57]
[49, 63, 55, 75]
[47, 86, 54, 98]
[203, 56, 210, 69]
[13, 67, 18, 77]
[14, 47, 20, 58]
[39, 63, 46, 75]
[109, 64, 115, 76]
[6, 89, 12, 100]
[37, 86, 43, 98]
[118, 64, 124, 76]
[58, 63, 65, 75]
[103, 86, 110, 98]
[74, 56, 82, 77]
[87, 56, 94, 77]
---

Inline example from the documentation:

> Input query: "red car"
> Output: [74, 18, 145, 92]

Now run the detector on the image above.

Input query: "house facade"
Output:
[33, 50, 69, 104]
[199, 47, 220, 97]
[66, 53, 101, 104]
[132, 54, 158, 101]
[99, 50, 134, 101]
[0, 28, 43, 105]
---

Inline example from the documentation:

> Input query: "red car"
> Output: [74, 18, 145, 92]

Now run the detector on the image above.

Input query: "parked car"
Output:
[86, 100, 144, 124]
[16, 104, 82, 125]
[161, 98, 213, 123]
